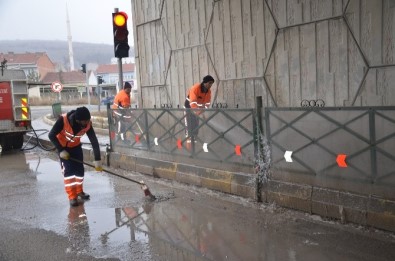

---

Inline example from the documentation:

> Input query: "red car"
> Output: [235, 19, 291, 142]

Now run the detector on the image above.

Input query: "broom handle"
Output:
[70, 157, 142, 186]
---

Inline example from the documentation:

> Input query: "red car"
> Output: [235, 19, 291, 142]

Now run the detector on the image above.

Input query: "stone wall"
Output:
[130, 0, 395, 232]
[131, 0, 395, 108]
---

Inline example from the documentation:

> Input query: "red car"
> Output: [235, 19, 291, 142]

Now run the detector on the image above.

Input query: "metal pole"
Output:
[117, 58, 123, 92]
[98, 82, 101, 112]
[86, 68, 90, 108]
[255, 96, 263, 202]
[107, 103, 114, 151]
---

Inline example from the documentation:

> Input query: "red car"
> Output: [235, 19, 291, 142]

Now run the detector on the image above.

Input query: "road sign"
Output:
[51, 81, 63, 93]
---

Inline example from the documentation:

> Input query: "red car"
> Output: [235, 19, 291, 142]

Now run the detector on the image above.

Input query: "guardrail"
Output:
[107, 107, 258, 169]
[266, 107, 395, 189]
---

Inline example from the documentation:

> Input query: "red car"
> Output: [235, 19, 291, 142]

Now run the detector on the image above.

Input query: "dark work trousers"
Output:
[184, 110, 199, 139]
[113, 110, 129, 140]
[60, 145, 84, 200]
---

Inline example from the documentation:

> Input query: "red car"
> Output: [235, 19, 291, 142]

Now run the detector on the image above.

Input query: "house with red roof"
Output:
[0, 52, 56, 81]
[1, 52, 136, 104]
[29, 71, 87, 100]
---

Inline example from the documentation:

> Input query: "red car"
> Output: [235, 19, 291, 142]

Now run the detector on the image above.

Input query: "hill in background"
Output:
[0, 40, 134, 69]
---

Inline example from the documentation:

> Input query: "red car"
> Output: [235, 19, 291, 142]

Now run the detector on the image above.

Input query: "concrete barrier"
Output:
[262, 179, 395, 232]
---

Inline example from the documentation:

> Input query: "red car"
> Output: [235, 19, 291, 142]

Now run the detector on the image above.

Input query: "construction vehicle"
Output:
[0, 69, 32, 151]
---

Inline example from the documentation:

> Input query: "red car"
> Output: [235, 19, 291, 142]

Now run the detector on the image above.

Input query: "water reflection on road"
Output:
[0, 150, 394, 261]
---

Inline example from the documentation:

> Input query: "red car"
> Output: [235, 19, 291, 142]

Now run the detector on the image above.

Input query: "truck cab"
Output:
[0, 69, 32, 151]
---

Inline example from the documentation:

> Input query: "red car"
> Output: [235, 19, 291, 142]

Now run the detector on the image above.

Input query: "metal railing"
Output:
[108, 107, 258, 169]
[265, 107, 395, 187]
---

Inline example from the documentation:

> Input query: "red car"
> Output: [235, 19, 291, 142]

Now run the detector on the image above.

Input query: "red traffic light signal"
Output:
[112, 12, 129, 58]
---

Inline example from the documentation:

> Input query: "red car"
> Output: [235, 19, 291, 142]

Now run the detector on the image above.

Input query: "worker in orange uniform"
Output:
[48, 106, 103, 207]
[184, 75, 215, 142]
[112, 82, 132, 142]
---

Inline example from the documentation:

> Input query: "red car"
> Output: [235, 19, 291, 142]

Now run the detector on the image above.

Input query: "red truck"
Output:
[0, 69, 32, 151]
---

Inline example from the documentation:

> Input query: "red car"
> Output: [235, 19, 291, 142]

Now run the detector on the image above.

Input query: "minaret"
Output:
[66, 2, 75, 71]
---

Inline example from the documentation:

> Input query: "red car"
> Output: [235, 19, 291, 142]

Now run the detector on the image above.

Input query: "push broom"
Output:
[70, 157, 156, 200]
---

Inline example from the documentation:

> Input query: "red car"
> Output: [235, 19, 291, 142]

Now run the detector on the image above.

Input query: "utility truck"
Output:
[0, 69, 32, 151]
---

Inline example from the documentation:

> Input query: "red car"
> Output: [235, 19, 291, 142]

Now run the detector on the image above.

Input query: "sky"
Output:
[0, 0, 133, 45]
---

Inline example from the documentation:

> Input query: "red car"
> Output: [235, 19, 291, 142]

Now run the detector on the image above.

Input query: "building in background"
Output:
[96, 63, 135, 87]
[0, 52, 56, 82]
[96, 63, 137, 106]
[29, 71, 85, 101]
[1, 51, 136, 105]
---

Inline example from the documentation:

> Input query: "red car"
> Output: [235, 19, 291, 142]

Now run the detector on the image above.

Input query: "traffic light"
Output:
[81, 64, 86, 73]
[97, 76, 104, 84]
[112, 11, 129, 58]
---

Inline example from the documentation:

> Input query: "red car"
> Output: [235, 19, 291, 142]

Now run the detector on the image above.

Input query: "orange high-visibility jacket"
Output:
[56, 113, 91, 148]
[112, 89, 131, 109]
[186, 83, 211, 109]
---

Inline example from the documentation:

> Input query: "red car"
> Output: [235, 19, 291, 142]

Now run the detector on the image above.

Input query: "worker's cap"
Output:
[202, 75, 215, 83]
[75, 106, 91, 121]
[124, 82, 132, 89]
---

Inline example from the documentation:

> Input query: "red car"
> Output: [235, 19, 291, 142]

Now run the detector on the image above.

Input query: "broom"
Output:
[70, 157, 156, 200]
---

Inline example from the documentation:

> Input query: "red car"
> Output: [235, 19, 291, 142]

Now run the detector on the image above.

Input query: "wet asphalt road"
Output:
[30, 105, 99, 121]
[1, 148, 395, 261]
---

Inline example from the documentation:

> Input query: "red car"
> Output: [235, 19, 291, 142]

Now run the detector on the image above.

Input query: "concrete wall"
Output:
[130, 0, 395, 231]
[131, 0, 395, 109]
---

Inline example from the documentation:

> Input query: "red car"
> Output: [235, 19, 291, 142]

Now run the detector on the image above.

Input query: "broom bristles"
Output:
[141, 183, 156, 200]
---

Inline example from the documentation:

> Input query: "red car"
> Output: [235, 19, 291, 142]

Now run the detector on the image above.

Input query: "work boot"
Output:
[70, 198, 79, 207]
[77, 192, 90, 200]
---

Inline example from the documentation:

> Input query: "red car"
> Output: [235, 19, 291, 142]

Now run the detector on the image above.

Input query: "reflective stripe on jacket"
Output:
[185, 83, 211, 109]
[56, 113, 91, 148]
[112, 89, 131, 109]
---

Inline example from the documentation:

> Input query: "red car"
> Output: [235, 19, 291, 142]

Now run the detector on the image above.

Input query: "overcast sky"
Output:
[0, 0, 133, 45]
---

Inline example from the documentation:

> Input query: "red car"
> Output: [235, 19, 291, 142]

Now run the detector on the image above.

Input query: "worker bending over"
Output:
[49, 106, 102, 207]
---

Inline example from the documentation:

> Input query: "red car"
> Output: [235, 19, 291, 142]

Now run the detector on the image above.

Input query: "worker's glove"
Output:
[59, 150, 70, 160]
[94, 160, 103, 171]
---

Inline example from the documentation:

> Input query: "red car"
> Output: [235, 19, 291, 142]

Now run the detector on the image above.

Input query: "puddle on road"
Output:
[7, 151, 273, 260]
[2, 151, 394, 261]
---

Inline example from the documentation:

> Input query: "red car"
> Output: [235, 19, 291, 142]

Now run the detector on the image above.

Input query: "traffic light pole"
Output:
[117, 58, 123, 93]
[81, 63, 90, 108]
[97, 82, 101, 112]
[97, 76, 105, 112]
[86, 69, 90, 108]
